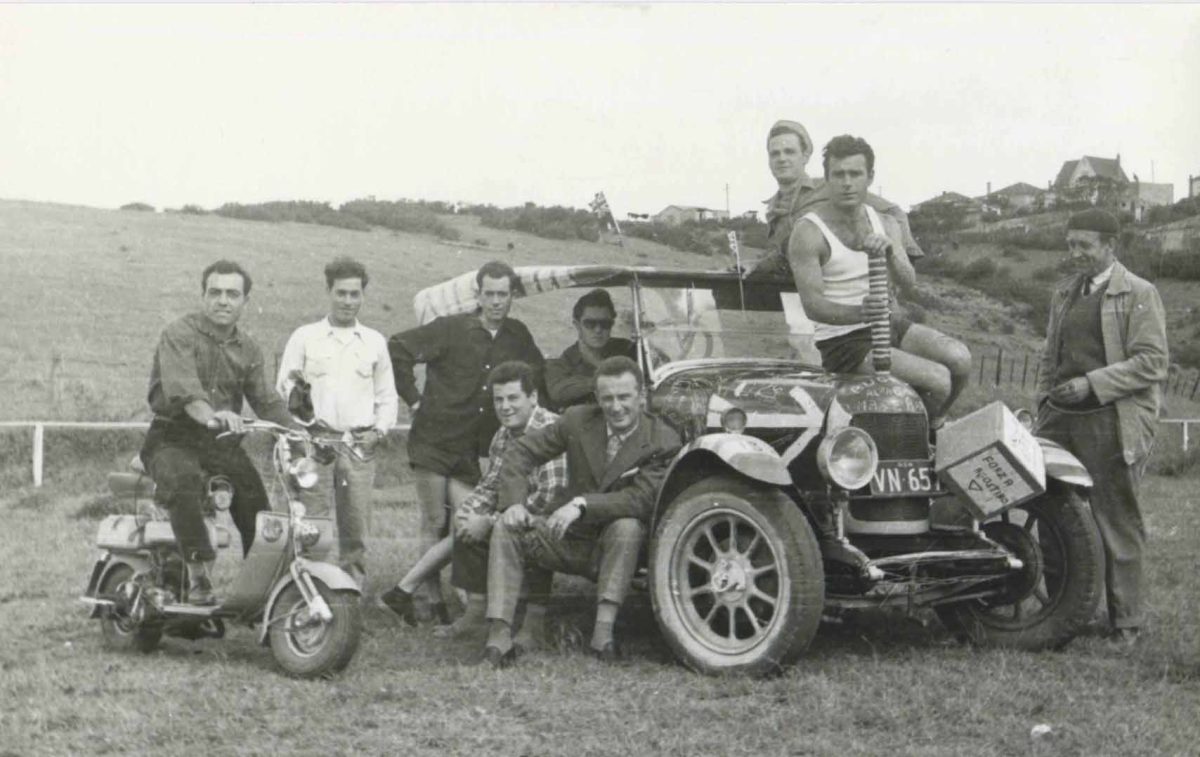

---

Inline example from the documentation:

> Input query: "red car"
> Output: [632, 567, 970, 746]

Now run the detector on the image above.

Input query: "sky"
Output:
[1, 3, 1198, 218]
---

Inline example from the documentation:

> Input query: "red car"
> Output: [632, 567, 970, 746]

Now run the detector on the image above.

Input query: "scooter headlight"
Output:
[817, 427, 879, 491]
[295, 519, 321, 548]
[289, 458, 320, 490]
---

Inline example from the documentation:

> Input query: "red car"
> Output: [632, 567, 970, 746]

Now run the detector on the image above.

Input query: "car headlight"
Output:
[720, 407, 748, 434]
[816, 427, 879, 490]
[289, 458, 319, 489]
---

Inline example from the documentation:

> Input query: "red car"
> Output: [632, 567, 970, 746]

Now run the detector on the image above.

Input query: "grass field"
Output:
[3, 474, 1199, 756]
[3, 199, 1200, 755]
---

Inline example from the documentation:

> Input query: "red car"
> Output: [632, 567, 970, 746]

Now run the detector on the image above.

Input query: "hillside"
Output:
[0, 200, 1194, 424]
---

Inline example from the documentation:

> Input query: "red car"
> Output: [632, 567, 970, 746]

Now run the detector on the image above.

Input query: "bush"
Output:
[214, 201, 370, 231]
[120, 202, 155, 212]
[474, 203, 599, 244]
[339, 199, 460, 241]
[962, 257, 999, 282]
[178, 204, 208, 215]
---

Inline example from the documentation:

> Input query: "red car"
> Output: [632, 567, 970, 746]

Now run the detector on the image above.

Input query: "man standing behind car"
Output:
[545, 288, 636, 410]
[389, 260, 545, 624]
[1036, 209, 1168, 646]
[277, 257, 398, 587]
[142, 260, 295, 605]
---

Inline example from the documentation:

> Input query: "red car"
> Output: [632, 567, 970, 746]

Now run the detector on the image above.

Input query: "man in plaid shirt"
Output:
[382, 361, 567, 647]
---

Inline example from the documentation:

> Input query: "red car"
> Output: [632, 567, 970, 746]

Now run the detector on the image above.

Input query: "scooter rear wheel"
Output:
[98, 564, 162, 654]
[268, 580, 361, 679]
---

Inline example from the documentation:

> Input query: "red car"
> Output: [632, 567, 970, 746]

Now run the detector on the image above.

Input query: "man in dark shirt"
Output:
[388, 260, 545, 622]
[544, 289, 636, 410]
[141, 260, 294, 605]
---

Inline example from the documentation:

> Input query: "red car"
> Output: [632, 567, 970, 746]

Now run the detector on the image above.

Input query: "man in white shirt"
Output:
[277, 258, 399, 584]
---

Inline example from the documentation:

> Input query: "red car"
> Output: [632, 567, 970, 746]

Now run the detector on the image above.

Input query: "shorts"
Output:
[816, 315, 913, 374]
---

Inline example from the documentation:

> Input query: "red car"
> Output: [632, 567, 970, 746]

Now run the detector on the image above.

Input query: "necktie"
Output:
[605, 431, 623, 464]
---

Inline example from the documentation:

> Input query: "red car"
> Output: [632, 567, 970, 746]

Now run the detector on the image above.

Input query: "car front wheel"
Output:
[650, 474, 823, 677]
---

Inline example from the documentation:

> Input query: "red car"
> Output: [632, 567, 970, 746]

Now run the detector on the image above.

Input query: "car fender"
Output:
[258, 560, 362, 645]
[653, 434, 792, 527]
[1037, 437, 1093, 489]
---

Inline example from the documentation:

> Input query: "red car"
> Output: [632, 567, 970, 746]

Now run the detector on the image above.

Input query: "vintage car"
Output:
[416, 264, 1104, 676]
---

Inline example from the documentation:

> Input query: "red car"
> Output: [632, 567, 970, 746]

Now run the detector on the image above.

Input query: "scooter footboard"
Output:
[257, 560, 361, 645]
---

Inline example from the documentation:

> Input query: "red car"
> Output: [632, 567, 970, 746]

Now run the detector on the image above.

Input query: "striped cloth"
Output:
[412, 265, 624, 325]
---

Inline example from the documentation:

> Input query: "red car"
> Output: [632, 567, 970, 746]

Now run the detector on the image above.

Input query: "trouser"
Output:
[451, 535, 552, 600]
[411, 465, 475, 602]
[300, 446, 377, 574]
[141, 418, 270, 563]
[1037, 404, 1147, 629]
[487, 517, 645, 625]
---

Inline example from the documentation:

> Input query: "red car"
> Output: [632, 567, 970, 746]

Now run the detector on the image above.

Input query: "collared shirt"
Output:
[1086, 263, 1116, 295]
[544, 337, 637, 410]
[605, 420, 640, 463]
[455, 405, 567, 524]
[276, 317, 399, 433]
[147, 311, 289, 425]
[389, 311, 544, 471]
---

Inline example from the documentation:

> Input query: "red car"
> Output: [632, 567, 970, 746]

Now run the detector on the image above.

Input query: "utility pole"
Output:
[725, 183, 730, 217]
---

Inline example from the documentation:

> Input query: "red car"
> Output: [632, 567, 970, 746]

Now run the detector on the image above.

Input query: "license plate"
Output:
[869, 460, 938, 496]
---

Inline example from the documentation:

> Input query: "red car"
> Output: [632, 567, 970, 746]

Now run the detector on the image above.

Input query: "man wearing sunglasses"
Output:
[544, 289, 637, 411]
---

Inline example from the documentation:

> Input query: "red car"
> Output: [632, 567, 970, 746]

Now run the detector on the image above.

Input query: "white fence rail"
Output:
[0, 421, 412, 487]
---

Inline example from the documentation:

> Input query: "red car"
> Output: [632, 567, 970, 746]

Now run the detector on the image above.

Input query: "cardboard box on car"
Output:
[934, 402, 1046, 520]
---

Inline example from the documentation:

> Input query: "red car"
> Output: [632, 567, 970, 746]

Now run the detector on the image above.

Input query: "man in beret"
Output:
[752, 119, 923, 277]
[1035, 208, 1168, 646]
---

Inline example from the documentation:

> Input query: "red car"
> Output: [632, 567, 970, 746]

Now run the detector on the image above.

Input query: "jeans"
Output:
[141, 418, 270, 563]
[300, 446, 377, 574]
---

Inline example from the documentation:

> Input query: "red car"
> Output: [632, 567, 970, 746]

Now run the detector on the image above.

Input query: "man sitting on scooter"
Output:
[141, 260, 295, 605]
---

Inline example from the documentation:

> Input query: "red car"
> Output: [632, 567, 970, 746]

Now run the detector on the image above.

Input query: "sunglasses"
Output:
[579, 318, 615, 331]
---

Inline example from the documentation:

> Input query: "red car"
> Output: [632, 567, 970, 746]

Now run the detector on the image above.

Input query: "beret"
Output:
[1067, 208, 1120, 235]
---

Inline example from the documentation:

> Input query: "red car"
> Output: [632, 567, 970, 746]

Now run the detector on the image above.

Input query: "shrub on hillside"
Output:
[214, 201, 370, 231]
[120, 202, 155, 212]
[475, 203, 599, 244]
[178, 204, 208, 215]
[340, 199, 460, 241]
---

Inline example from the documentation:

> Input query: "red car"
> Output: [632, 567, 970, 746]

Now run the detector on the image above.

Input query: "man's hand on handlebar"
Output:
[209, 411, 246, 434]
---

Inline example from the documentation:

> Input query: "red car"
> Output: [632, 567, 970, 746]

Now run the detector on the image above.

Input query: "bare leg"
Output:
[397, 535, 453, 594]
[856, 347, 950, 421]
[899, 324, 972, 419]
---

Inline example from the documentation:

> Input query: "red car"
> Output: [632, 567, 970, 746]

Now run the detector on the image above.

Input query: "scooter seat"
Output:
[108, 471, 157, 499]
[143, 520, 231, 549]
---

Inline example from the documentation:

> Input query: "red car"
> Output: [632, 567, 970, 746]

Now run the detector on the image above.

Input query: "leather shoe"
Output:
[588, 641, 621, 663]
[474, 644, 518, 670]
[1110, 627, 1140, 647]
[188, 575, 217, 606]
[380, 587, 418, 627]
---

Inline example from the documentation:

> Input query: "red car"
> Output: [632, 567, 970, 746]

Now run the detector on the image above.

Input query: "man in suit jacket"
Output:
[480, 356, 682, 666]
[1036, 209, 1168, 646]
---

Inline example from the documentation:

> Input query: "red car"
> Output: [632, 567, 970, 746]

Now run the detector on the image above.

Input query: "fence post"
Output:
[1021, 353, 1030, 389]
[995, 348, 1004, 387]
[978, 355, 987, 385]
[32, 422, 44, 488]
[1184, 422, 1190, 453]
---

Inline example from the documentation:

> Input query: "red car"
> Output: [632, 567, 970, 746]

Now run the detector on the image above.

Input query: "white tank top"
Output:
[802, 205, 885, 343]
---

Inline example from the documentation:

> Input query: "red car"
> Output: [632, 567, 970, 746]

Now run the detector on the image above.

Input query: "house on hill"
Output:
[1121, 178, 1175, 222]
[1049, 154, 1174, 219]
[911, 191, 983, 228]
[985, 182, 1045, 213]
[654, 205, 730, 225]
[1189, 173, 1200, 199]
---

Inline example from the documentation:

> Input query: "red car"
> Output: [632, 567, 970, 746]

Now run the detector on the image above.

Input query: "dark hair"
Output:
[488, 360, 536, 396]
[324, 257, 369, 289]
[822, 135, 875, 177]
[572, 289, 617, 320]
[201, 260, 252, 295]
[594, 355, 642, 391]
[475, 260, 525, 296]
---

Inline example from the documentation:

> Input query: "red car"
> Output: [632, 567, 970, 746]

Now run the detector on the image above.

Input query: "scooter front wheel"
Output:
[98, 563, 162, 654]
[267, 580, 361, 678]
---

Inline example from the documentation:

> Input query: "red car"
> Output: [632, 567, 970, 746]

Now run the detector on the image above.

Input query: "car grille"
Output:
[851, 413, 929, 460]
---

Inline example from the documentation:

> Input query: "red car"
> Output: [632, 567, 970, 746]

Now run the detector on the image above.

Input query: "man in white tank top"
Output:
[786, 135, 972, 427]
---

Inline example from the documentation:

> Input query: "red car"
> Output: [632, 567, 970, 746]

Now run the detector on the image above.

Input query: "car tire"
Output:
[935, 485, 1103, 650]
[650, 474, 823, 677]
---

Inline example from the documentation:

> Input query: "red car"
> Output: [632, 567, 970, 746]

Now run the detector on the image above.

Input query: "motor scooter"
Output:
[80, 419, 363, 678]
